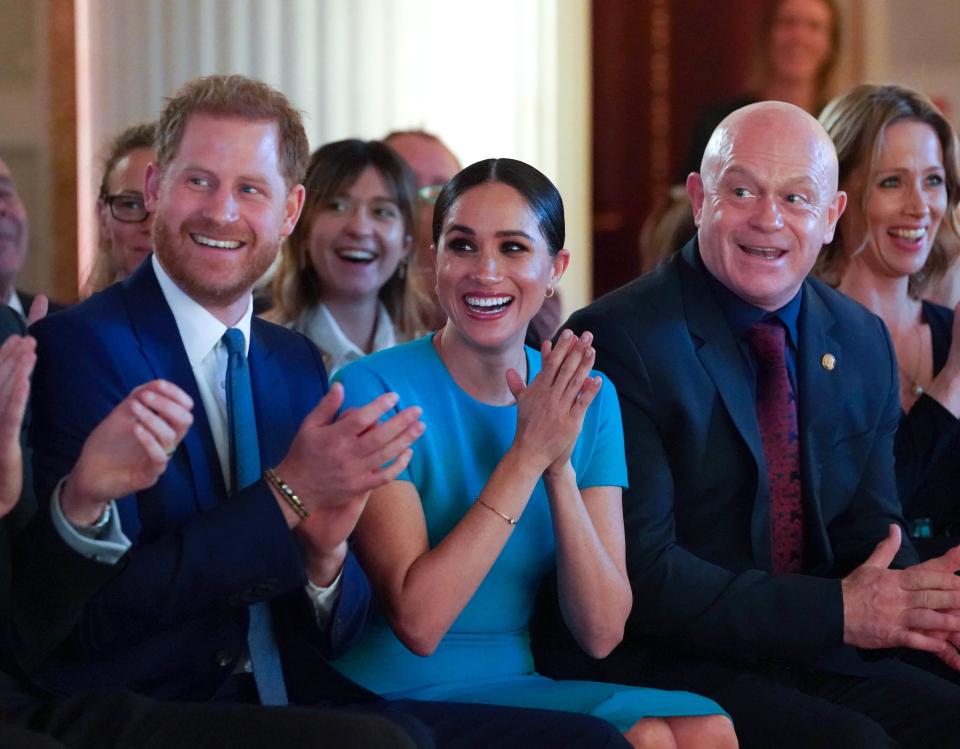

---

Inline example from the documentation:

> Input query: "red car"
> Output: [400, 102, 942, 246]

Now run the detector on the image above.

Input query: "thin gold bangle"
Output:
[476, 497, 519, 525]
[264, 468, 309, 520]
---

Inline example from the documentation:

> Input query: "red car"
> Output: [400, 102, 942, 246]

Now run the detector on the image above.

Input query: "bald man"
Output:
[536, 102, 960, 748]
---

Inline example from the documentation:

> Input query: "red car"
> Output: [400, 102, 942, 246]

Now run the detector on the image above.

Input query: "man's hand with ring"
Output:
[60, 380, 194, 526]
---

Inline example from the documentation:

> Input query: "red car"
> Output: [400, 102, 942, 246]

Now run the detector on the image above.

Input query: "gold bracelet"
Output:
[264, 468, 309, 520]
[476, 497, 519, 525]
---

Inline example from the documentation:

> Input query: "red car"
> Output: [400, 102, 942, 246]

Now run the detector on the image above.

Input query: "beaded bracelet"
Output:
[264, 468, 309, 520]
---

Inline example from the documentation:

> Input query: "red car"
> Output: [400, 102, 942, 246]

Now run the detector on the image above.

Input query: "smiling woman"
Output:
[327, 158, 738, 749]
[85, 122, 157, 297]
[269, 139, 428, 375]
[815, 83, 960, 556]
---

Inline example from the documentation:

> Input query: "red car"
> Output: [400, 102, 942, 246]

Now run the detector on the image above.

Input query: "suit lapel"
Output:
[796, 281, 841, 567]
[122, 262, 226, 513]
[249, 320, 295, 472]
[678, 242, 770, 563]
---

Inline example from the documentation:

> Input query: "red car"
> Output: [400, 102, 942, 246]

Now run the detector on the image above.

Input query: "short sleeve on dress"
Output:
[333, 357, 414, 483]
[575, 373, 628, 490]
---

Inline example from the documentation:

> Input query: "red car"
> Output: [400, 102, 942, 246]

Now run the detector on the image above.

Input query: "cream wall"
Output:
[76, 0, 593, 312]
[860, 0, 960, 123]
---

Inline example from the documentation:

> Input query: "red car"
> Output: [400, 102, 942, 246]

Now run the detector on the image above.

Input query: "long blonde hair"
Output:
[816, 84, 960, 297]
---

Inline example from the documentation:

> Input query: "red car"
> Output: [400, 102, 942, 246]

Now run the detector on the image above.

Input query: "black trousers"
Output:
[12, 690, 419, 749]
[536, 642, 960, 749]
[9, 688, 630, 749]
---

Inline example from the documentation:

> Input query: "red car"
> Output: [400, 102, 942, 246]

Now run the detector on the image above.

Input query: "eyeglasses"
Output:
[416, 184, 445, 206]
[102, 192, 150, 223]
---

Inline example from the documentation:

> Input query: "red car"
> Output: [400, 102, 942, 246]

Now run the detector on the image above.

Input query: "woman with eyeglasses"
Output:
[85, 123, 156, 297]
[270, 139, 429, 375]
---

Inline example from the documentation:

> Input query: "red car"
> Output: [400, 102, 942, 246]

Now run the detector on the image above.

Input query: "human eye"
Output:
[187, 175, 209, 188]
[732, 186, 754, 198]
[373, 203, 399, 219]
[501, 241, 528, 254]
[239, 184, 261, 196]
[784, 193, 808, 204]
[446, 236, 474, 252]
[117, 194, 145, 211]
[878, 175, 901, 189]
[926, 173, 945, 187]
[326, 197, 350, 212]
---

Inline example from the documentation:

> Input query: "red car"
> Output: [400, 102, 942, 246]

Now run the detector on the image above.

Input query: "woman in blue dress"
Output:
[333, 158, 737, 748]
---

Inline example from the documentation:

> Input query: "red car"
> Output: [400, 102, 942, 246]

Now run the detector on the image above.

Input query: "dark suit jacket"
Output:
[0, 306, 123, 714]
[562, 240, 915, 671]
[28, 260, 372, 704]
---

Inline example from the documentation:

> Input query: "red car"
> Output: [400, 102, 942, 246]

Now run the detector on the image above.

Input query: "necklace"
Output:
[895, 324, 925, 398]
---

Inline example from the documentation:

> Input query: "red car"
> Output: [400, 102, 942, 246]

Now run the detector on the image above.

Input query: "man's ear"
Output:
[280, 184, 306, 238]
[686, 172, 706, 226]
[144, 162, 162, 212]
[822, 190, 848, 244]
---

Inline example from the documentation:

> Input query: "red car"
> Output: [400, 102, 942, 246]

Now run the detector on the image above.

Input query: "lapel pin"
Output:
[821, 353, 836, 371]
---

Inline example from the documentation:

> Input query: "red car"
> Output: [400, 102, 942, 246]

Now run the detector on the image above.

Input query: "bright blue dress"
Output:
[331, 335, 725, 730]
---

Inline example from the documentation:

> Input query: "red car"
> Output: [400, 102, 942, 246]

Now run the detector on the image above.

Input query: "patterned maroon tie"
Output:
[747, 321, 803, 573]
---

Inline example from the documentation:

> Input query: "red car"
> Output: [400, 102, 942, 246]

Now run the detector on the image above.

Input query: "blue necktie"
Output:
[222, 328, 289, 706]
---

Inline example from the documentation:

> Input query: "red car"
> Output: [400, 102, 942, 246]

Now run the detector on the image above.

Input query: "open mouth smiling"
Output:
[335, 248, 378, 264]
[464, 294, 514, 314]
[740, 244, 787, 260]
[191, 233, 243, 250]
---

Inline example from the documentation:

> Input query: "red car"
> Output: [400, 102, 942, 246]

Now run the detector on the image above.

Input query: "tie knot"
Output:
[222, 328, 245, 356]
[747, 320, 787, 370]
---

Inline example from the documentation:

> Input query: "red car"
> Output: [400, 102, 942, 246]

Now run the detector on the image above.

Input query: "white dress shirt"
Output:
[153, 255, 341, 620]
[6, 290, 24, 317]
[291, 301, 398, 376]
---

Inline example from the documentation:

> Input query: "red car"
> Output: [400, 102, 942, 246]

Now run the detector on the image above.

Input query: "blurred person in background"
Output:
[85, 123, 157, 296]
[0, 159, 62, 316]
[681, 0, 841, 179]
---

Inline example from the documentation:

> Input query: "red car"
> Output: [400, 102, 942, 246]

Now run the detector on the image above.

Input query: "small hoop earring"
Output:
[544, 286, 556, 299]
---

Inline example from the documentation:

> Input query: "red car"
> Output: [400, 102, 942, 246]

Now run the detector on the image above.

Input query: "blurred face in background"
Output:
[386, 133, 461, 293]
[0, 159, 28, 293]
[98, 146, 156, 280]
[767, 0, 833, 86]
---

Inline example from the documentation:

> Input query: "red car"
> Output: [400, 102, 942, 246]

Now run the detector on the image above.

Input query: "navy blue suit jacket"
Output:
[562, 240, 916, 671]
[28, 260, 372, 704]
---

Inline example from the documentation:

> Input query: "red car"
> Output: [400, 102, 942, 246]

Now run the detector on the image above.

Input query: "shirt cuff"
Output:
[50, 477, 131, 564]
[304, 568, 343, 627]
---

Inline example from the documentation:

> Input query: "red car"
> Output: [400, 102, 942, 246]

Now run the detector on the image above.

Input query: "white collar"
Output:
[151, 254, 253, 364]
[298, 301, 396, 370]
[6, 290, 23, 316]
